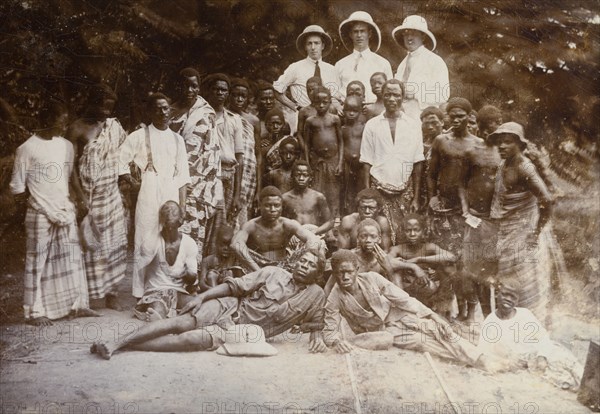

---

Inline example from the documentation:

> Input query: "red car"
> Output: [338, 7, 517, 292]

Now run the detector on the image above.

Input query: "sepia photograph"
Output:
[0, 0, 599, 412]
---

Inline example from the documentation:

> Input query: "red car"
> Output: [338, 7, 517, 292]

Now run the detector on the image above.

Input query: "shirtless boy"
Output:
[263, 136, 300, 193]
[231, 186, 322, 271]
[297, 76, 322, 154]
[199, 225, 244, 291]
[282, 160, 331, 234]
[337, 188, 392, 251]
[304, 86, 343, 216]
[365, 72, 387, 120]
[341, 95, 366, 214]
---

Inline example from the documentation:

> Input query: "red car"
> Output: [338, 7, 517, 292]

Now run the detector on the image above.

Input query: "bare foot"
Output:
[26, 317, 53, 326]
[145, 308, 163, 322]
[71, 308, 103, 318]
[92, 342, 114, 360]
[105, 294, 123, 311]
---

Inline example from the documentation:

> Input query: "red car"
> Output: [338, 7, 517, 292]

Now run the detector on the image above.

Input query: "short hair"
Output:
[469, 110, 478, 117]
[477, 105, 503, 126]
[216, 225, 234, 241]
[292, 159, 312, 174]
[401, 213, 426, 229]
[331, 249, 359, 271]
[446, 97, 472, 114]
[38, 99, 68, 129]
[159, 200, 181, 224]
[356, 188, 383, 206]
[279, 136, 299, 151]
[420, 106, 444, 121]
[87, 84, 117, 106]
[179, 67, 201, 82]
[306, 76, 322, 87]
[357, 218, 381, 236]
[370, 72, 387, 81]
[344, 95, 363, 109]
[496, 278, 522, 295]
[314, 85, 331, 98]
[255, 80, 275, 98]
[230, 77, 250, 90]
[347, 80, 365, 94]
[204, 73, 231, 89]
[260, 185, 282, 200]
[147, 92, 171, 108]
[383, 79, 405, 96]
[265, 107, 284, 122]
[298, 246, 326, 276]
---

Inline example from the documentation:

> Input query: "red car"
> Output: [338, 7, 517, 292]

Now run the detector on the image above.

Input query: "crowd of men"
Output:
[9, 11, 583, 391]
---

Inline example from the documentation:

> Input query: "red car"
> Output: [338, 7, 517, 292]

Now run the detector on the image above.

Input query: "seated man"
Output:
[90, 248, 327, 359]
[322, 249, 498, 371]
[134, 201, 197, 322]
[477, 279, 583, 391]
[337, 188, 392, 250]
[199, 225, 245, 292]
[232, 186, 323, 272]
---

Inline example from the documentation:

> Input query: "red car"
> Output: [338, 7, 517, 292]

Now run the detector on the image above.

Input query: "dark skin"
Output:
[421, 114, 444, 154]
[259, 114, 285, 176]
[428, 107, 483, 211]
[282, 165, 331, 232]
[296, 80, 320, 155]
[495, 134, 553, 240]
[365, 74, 386, 120]
[337, 198, 392, 251]
[304, 92, 344, 175]
[341, 96, 365, 166]
[458, 137, 502, 217]
[263, 142, 299, 193]
[362, 83, 422, 212]
[199, 231, 239, 291]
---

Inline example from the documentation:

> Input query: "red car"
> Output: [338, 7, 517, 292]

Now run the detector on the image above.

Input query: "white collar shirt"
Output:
[274, 57, 340, 107]
[335, 48, 393, 104]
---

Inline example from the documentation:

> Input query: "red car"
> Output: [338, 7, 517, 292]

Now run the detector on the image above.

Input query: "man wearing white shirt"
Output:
[274, 25, 341, 112]
[392, 15, 449, 119]
[335, 11, 393, 104]
[360, 79, 423, 243]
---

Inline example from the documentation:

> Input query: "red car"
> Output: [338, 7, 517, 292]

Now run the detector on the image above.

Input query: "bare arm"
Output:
[285, 218, 322, 251]
[427, 138, 441, 202]
[378, 217, 392, 251]
[337, 217, 353, 249]
[65, 126, 88, 212]
[314, 195, 332, 235]
[335, 116, 344, 174]
[231, 222, 260, 272]
[363, 162, 372, 189]
[303, 118, 312, 162]
[411, 161, 423, 211]
[275, 90, 298, 111]
[458, 151, 472, 215]
[521, 160, 553, 235]
[408, 243, 457, 265]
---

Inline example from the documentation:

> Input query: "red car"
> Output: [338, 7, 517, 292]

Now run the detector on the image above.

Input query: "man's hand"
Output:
[179, 293, 205, 315]
[429, 313, 455, 340]
[334, 340, 353, 354]
[410, 264, 430, 286]
[335, 163, 343, 176]
[330, 100, 344, 117]
[309, 332, 327, 353]
[374, 244, 393, 274]
[228, 198, 243, 222]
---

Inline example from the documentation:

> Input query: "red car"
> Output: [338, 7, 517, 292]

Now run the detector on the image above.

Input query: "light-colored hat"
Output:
[216, 324, 278, 357]
[338, 11, 382, 52]
[296, 25, 333, 57]
[392, 15, 437, 51]
[488, 122, 530, 148]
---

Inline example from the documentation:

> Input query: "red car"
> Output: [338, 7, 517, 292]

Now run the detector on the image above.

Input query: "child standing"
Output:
[260, 108, 286, 175]
[297, 76, 322, 153]
[304, 86, 343, 217]
[365, 72, 387, 120]
[341, 95, 366, 214]
[263, 136, 300, 194]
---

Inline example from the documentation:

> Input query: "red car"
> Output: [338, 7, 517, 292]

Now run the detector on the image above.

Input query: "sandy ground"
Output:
[1, 271, 598, 414]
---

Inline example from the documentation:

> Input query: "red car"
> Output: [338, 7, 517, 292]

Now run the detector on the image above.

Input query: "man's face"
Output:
[292, 252, 320, 285]
[358, 199, 378, 219]
[260, 195, 283, 221]
[403, 29, 424, 52]
[181, 76, 200, 104]
[160, 207, 182, 232]
[49, 112, 69, 136]
[350, 22, 371, 52]
[230, 86, 249, 112]
[467, 113, 479, 136]
[150, 98, 171, 128]
[280, 143, 298, 168]
[370, 74, 386, 97]
[448, 107, 468, 134]
[292, 164, 311, 189]
[258, 89, 275, 113]
[403, 219, 423, 245]
[383, 84, 403, 113]
[315, 92, 331, 115]
[357, 225, 381, 252]
[421, 114, 443, 141]
[305, 35, 324, 61]
[91, 97, 115, 120]
[496, 286, 518, 313]
[209, 80, 229, 106]
[334, 260, 359, 292]
[496, 134, 521, 159]
[265, 115, 284, 135]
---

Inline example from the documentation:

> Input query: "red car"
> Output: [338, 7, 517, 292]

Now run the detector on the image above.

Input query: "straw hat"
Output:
[338, 11, 382, 52]
[216, 324, 278, 357]
[296, 25, 333, 57]
[487, 122, 530, 149]
[392, 15, 437, 51]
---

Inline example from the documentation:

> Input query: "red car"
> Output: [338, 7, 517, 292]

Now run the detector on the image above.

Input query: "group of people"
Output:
[9, 11, 582, 391]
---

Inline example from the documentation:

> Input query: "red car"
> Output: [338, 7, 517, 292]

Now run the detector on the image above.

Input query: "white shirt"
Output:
[10, 135, 74, 216]
[360, 112, 424, 191]
[215, 109, 244, 164]
[335, 48, 393, 103]
[394, 45, 449, 111]
[274, 58, 341, 107]
[142, 234, 198, 294]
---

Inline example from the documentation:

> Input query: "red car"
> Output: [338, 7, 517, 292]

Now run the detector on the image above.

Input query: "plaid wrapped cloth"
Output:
[24, 203, 89, 320]
[79, 118, 128, 299]
[173, 97, 223, 265]
[235, 117, 257, 231]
